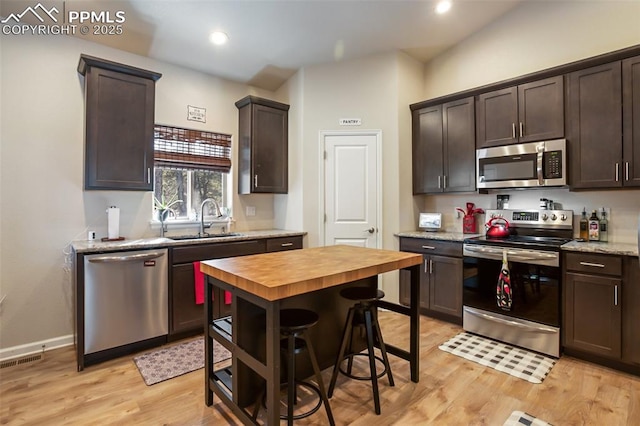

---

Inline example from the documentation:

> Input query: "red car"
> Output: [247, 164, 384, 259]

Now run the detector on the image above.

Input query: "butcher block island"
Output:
[200, 245, 422, 424]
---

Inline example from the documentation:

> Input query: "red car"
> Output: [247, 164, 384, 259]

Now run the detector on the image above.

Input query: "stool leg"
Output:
[364, 309, 381, 415]
[345, 311, 356, 375]
[304, 334, 336, 426]
[372, 311, 394, 387]
[287, 334, 295, 426]
[328, 306, 355, 398]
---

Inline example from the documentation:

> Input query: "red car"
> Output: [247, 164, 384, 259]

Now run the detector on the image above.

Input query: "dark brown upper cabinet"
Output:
[236, 96, 289, 194]
[623, 55, 640, 187]
[78, 54, 161, 191]
[568, 54, 639, 189]
[476, 76, 564, 148]
[412, 97, 476, 194]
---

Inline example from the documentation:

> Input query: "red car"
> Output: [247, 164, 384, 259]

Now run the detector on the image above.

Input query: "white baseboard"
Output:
[0, 335, 74, 362]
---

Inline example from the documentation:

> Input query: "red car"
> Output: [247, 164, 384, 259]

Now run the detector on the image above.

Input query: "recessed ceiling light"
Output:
[209, 31, 228, 45]
[436, 0, 452, 14]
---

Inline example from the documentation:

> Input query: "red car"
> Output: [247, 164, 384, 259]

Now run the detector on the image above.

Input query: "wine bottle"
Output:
[579, 208, 589, 240]
[599, 208, 608, 242]
[588, 210, 600, 241]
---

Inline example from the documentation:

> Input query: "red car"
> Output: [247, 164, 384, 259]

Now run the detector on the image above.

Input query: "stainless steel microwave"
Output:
[477, 139, 567, 189]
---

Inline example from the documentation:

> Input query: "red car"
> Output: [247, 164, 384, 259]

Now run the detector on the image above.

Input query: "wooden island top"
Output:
[200, 244, 422, 301]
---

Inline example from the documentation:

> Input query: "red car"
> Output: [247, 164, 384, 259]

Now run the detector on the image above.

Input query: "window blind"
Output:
[154, 125, 232, 173]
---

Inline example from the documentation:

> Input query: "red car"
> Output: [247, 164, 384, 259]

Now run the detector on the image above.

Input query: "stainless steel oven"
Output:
[462, 209, 573, 357]
[477, 139, 567, 189]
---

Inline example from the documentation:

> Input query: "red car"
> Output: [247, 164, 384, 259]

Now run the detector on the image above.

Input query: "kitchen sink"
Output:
[170, 233, 244, 241]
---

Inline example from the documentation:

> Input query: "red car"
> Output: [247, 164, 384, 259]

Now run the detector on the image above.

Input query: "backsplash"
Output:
[421, 189, 640, 244]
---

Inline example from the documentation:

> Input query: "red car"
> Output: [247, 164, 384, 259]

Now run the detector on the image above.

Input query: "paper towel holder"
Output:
[101, 236, 125, 242]
[104, 205, 123, 241]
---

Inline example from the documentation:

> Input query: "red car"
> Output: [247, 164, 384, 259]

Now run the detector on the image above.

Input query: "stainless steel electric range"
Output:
[462, 209, 574, 358]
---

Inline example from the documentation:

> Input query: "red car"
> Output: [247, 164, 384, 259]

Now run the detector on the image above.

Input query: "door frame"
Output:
[318, 130, 383, 248]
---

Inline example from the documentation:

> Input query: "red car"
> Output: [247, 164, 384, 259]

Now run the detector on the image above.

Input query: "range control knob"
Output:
[551, 214, 557, 221]
[541, 214, 549, 220]
[560, 214, 567, 221]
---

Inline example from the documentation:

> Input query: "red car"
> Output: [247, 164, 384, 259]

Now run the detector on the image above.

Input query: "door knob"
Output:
[366, 227, 375, 234]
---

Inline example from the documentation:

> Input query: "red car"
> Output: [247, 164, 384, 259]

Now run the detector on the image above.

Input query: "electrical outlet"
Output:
[454, 208, 461, 219]
[246, 206, 256, 217]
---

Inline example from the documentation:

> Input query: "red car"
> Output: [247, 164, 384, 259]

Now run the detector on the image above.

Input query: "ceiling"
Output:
[2, 0, 524, 90]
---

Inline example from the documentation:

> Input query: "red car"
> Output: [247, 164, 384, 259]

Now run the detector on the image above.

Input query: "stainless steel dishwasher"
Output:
[83, 248, 168, 355]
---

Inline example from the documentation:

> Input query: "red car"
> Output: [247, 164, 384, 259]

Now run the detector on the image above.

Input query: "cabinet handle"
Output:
[615, 163, 619, 182]
[429, 258, 433, 274]
[626, 162, 630, 181]
[614, 285, 618, 306]
[421, 245, 436, 250]
[512, 123, 516, 139]
[147, 168, 151, 184]
[443, 175, 447, 189]
[281, 242, 293, 247]
[579, 261, 605, 268]
[519, 122, 524, 138]
[254, 174, 258, 187]
[424, 259, 428, 274]
[438, 176, 441, 189]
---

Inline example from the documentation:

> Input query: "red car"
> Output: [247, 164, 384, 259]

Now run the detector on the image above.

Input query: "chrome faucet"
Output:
[199, 198, 223, 236]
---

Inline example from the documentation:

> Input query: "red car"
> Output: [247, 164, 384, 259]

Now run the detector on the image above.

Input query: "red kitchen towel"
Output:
[194, 261, 205, 305]
[194, 261, 232, 305]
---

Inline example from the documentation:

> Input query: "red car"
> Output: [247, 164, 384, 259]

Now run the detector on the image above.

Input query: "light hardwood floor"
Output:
[1, 312, 639, 425]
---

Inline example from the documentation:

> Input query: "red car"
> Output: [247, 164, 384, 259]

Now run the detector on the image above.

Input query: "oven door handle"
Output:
[464, 307, 558, 334]
[464, 245, 558, 262]
[504, 251, 557, 262]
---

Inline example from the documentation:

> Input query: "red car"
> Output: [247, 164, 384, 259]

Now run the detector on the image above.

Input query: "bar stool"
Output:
[253, 308, 335, 425]
[328, 287, 394, 415]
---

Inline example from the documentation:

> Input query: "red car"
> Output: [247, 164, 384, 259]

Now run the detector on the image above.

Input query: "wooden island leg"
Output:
[265, 300, 281, 425]
[205, 277, 214, 406]
[409, 263, 420, 382]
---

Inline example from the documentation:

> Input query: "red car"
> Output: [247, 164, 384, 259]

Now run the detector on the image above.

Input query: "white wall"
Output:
[274, 68, 305, 235]
[0, 33, 277, 351]
[418, 1, 640, 242]
[423, 1, 640, 99]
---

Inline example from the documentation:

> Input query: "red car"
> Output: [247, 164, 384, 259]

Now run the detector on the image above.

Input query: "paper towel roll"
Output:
[107, 206, 120, 239]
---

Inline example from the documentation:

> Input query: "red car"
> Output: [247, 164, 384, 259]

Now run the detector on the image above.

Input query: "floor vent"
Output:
[0, 353, 44, 370]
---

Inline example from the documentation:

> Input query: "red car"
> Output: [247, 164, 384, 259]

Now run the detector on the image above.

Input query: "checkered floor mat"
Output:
[503, 410, 552, 426]
[438, 332, 556, 384]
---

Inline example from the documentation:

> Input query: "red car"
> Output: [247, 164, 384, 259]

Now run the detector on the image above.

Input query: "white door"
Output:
[322, 131, 381, 248]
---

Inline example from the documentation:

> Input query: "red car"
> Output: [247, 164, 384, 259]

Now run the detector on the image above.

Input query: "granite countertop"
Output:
[396, 231, 638, 257]
[396, 231, 482, 242]
[561, 240, 638, 257]
[71, 230, 306, 254]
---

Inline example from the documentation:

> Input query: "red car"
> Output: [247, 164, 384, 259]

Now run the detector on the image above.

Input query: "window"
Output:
[153, 125, 232, 221]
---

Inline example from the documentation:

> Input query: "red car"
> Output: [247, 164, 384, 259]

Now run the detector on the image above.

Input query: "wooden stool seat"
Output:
[340, 287, 385, 303]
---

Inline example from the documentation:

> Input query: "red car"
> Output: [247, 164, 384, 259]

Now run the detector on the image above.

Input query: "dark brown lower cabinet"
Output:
[171, 263, 205, 335]
[623, 256, 640, 365]
[563, 252, 639, 375]
[169, 236, 303, 339]
[564, 272, 622, 358]
[399, 238, 463, 324]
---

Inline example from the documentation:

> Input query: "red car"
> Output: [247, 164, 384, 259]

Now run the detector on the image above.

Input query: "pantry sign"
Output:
[339, 118, 362, 126]
[1, 1, 127, 36]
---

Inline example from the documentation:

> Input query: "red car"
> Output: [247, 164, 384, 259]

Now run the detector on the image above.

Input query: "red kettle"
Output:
[485, 217, 511, 238]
